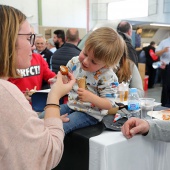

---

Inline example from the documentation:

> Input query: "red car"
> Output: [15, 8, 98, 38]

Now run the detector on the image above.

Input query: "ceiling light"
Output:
[150, 23, 170, 27]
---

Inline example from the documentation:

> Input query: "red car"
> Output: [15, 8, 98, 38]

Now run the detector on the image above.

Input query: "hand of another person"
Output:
[77, 88, 93, 102]
[48, 75, 69, 86]
[160, 61, 166, 69]
[47, 71, 75, 103]
[60, 113, 70, 122]
[163, 47, 170, 53]
[48, 75, 57, 85]
[24, 88, 31, 102]
[121, 117, 150, 139]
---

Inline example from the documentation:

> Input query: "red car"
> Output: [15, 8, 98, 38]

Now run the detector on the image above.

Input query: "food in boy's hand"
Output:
[60, 65, 68, 75]
[77, 77, 86, 89]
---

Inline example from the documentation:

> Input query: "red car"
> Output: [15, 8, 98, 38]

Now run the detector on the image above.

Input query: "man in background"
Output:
[135, 27, 143, 51]
[35, 35, 53, 68]
[53, 29, 65, 49]
[51, 28, 81, 74]
[47, 38, 57, 53]
[143, 41, 159, 88]
[155, 37, 170, 107]
[117, 21, 138, 66]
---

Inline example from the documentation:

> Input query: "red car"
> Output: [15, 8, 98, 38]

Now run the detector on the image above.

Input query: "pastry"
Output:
[60, 65, 68, 75]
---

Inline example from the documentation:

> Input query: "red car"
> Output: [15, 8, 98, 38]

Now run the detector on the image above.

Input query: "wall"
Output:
[0, 0, 39, 33]
[1, 0, 170, 38]
[0, 0, 38, 23]
[41, 0, 87, 29]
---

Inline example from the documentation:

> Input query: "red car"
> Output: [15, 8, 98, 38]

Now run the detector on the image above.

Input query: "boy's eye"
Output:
[83, 52, 88, 56]
[92, 60, 97, 65]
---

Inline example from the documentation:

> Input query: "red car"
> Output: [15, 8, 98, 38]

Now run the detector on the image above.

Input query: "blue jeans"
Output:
[38, 104, 99, 134]
[60, 104, 99, 134]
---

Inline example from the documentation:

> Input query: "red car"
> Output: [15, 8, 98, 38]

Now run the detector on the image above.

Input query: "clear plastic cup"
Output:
[139, 98, 155, 120]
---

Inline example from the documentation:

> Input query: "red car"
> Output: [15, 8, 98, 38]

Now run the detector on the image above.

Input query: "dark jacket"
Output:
[40, 48, 53, 68]
[51, 43, 81, 74]
[118, 31, 138, 66]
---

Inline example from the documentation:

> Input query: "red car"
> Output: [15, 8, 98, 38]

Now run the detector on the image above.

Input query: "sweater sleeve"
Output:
[0, 80, 64, 170]
[129, 64, 144, 98]
[146, 119, 170, 142]
[149, 49, 158, 61]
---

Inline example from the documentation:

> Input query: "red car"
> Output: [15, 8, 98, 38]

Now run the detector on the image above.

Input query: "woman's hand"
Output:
[47, 71, 75, 103]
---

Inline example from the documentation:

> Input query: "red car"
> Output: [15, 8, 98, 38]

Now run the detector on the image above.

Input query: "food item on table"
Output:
[162, 109, 170, 120]
[60, 65, 68, 75]
[28, 86, 37, 96]
[77, 77, 86, 89]
[108, 107, 118, 114]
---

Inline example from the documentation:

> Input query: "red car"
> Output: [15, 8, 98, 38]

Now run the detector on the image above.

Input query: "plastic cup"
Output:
[139, 98, 155, 120]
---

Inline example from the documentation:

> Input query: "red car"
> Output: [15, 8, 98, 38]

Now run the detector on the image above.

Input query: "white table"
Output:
[89, 131, 170, 170]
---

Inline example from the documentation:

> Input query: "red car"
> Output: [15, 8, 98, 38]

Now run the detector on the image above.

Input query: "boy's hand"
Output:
[77, 88, 93, 102]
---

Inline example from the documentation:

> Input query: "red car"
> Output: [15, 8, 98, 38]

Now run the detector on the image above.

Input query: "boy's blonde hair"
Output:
[0, 5, 26, 78]
[84, 27, 127, 67]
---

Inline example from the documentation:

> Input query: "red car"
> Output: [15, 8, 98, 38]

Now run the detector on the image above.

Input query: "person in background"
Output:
[51, 28, 81, 74]
[53, 29, 65, 49]
[135, 27, 143, 51]
[47, 37, 57, 53]
[121, 117, 170, 142]
[35, 35, 53, 68]
[8, 51, 56, 101]
[0, 4, 75, 169]
[143, 41, 159, 88]
[155, 37, 170, 107]
[115, 54, 144, 98]
[117, 21, 138, 66]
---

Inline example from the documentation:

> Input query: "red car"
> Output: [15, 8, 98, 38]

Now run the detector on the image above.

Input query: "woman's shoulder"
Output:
[0, 79, 27, 101]
[0, 79, 35, 117]
[128, 59, 135, 70]
[1, 79, 18, 90]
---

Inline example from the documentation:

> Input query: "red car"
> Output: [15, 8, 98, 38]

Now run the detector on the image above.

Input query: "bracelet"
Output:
[44, 104, 60, 110]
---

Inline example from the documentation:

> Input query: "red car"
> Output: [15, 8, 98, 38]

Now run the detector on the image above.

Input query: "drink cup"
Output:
[119, 91, 125, 102]
[139, 98, 155, 120]
[124, 90, 129, 101]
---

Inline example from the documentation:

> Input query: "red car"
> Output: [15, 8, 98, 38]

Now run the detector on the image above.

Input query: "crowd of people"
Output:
[1, 3, 170, 170]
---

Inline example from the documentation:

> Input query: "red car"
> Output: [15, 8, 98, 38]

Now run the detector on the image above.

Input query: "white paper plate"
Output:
[147, 111, 163, 120]
[148, 110, 170, 121]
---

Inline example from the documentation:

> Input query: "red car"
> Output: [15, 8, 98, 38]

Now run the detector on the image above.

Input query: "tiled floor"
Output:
[144, 84, 162, 103]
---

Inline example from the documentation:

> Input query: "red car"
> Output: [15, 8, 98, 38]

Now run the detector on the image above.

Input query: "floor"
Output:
[144, 83, 162, 103]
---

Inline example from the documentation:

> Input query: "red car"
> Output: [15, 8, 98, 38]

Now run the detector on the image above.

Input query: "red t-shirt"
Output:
[8, 53, 56, 92]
